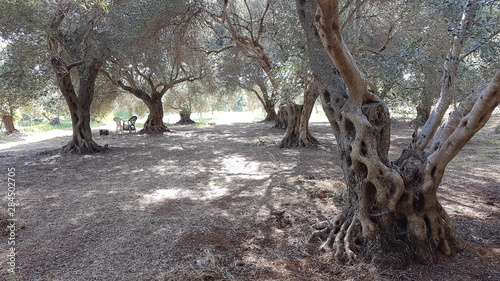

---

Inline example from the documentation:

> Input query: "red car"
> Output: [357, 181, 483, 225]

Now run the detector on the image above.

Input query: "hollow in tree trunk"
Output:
[279, 82, 321, 148]
[1, 115, 18, 133]
[305, 0, 499, 267]
[177, 108, 195, 124]
[141, 100, 170, 133]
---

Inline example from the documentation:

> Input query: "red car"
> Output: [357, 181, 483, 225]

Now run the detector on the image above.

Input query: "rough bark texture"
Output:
[262, 102, 278, 122]
[56, 60, 104, 154]
[300, 0, 500, 267]
[1, 115, 18, 133]
[47, 6, 104, 154]
[177, 108, 195, 124]
[279, 82, 320, 148]
[279, 104, 303, 148]
[142, 99, 170, 133]
[298, 82, 320, 147]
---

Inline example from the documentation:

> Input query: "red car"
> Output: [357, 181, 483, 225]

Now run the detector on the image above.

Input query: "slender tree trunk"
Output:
[177, 108, 195, 124]
[1, 115, 18, 133]
[142, 99, 170, 133]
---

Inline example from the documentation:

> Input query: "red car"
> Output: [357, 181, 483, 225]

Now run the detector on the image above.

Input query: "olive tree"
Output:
[299, 0, 500, 266]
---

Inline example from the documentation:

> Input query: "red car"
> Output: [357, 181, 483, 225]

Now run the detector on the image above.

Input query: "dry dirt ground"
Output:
[0, 117, 499, 281]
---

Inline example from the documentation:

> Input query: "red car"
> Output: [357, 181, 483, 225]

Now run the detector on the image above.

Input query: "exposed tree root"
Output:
[139, 125, 171, 134]
[61, 139, 105, 154]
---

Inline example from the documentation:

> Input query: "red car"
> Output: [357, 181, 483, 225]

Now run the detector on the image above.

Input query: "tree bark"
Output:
[142, 98, 170, 133]
[298, 82, 320, 147]
[47, 6, 104, 154]
[55, 60, 104, 154]
[279, 82, 320, 148]
[262, 102, 277, 122]
[279, 104, 302, 148]
[306, 0, 499, 267]
[1, 115, 18, 133]
[275, 107, 287, 129]
[177, 108, 195, 124]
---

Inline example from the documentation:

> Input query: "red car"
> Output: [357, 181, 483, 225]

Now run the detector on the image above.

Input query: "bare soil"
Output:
[0, 117, 499, 281]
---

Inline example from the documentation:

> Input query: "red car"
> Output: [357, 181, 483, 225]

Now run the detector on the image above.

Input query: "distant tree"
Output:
[303, 0, 500, 267]
[0, 38, 53, 133]
[103, 1, 206, 133]
[203, 0, 304, 122]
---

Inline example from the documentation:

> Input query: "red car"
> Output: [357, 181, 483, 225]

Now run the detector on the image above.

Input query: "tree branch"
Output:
[256, 0, 271, 42]
[413, 0, 480, 151]
[315, 0, 375, 104]
[424, 70, 500, 192]
[0, 72, 21, 79]
[340, 0, 368, 33]
[459, 28, 500, 62]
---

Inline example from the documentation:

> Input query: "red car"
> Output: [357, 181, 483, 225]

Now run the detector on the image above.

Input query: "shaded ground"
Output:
[0, 117, 499, 280]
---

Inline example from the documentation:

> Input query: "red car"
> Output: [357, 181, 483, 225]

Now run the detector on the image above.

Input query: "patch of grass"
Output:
[22, 119, 73, 132]
[193, 117, 215, 123]
[211, 178, 226, 186]
[20, 119, 101, 132]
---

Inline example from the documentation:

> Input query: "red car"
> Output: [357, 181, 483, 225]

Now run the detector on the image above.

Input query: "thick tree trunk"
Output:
[142, 99, 170, 133]
[280, 83, 320, 148]
[279, 104, 302, 148]
[58, 62, 103, 154]
[1, 115, 18, 133]
[307, 0, 499, 268]
[177, 108, 195, 124]
[48, 8, 104, 154]
[311, 99, 460, 267]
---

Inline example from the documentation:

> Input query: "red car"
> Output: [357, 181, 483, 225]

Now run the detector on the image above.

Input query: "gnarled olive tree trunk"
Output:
[142, 98, 170, 133]
[279, 82, 320, 148]
[52, 59, 104, 154]
[299, 0, 500, 267]
[177, 108, 195, 124]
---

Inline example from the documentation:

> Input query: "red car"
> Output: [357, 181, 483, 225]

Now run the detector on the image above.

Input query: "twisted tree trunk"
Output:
[299, 0, 500, 267]
[47, 6, 104, 154]
[142, 98, 170, 133]
[55, 60, 104, 154]
[279, 82, 320, 148]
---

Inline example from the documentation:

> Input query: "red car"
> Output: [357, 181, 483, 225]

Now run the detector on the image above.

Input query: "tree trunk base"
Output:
[61, 139, 105, 154]
[176, 118, 195, 124]
[2, 115, 19, 134]
[310, 196, 461, 268]
[139, 125, 170, 134]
